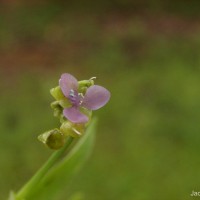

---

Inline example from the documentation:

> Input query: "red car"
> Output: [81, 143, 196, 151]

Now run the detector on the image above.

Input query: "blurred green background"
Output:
[1, 1, 200, 199]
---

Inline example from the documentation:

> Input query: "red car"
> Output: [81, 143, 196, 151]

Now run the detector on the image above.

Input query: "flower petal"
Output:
[63, 107, 88, 123]
[82, 85, 110, 110]
[59, 73, 78, 98]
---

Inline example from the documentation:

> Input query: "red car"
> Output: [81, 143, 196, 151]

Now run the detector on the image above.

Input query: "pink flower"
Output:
[59, 73, 110, 124]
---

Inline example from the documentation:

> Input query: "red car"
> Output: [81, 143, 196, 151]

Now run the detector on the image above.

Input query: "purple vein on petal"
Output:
[59, 73, 78, 98]
[82, 85, 110, 110]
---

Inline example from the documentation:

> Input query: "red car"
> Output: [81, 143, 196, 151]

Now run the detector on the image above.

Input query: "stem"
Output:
[16, 136, 74, 200]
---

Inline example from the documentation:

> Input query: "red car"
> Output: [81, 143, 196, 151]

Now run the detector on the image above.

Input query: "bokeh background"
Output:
[1, 1, 200, 199]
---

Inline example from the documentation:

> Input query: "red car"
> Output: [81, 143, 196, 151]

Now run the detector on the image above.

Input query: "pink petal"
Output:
[59, 73, 78, 98]
[63, 107, 88, 123]
[82, 85, 110, 110]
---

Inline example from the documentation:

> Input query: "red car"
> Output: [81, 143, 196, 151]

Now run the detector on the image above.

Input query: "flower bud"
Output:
[51, 101, 63, 118]
[78, 79, 94, 94]
[60, 121, 85, 138]
[38, 129, 66, 150]
[50, 86, 65, 100]
[58, 99, 71, 108]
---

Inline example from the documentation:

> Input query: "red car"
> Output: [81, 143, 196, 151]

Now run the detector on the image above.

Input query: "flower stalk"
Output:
[15, 136, 74, 200]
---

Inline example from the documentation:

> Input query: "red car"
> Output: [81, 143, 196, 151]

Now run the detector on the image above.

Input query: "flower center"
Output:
[68, 89, 82, 106]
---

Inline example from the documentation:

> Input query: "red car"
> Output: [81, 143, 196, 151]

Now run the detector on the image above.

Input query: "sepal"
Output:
[78, 79, 94, 94]
[51, 101, 63, 118]
[38, 129, 66, 150]
[50, 86, 65, 100]
[60, 121, 85, 138]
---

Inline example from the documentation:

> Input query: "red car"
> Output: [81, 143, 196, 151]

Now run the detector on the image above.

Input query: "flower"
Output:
[59, 73, 110, 124]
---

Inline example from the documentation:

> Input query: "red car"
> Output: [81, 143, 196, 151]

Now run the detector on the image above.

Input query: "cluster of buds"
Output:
[38, 73, 110, 150]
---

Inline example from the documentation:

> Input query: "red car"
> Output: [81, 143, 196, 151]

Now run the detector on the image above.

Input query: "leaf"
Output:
[30, 118, 97, 200]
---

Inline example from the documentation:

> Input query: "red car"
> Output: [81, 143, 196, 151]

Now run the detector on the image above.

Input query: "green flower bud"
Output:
[38, 129, 66, 150]
[58, 99, 71, 108]
[78, 79, 94, 94]
[50, 86, 65, 100]
[51, 101, 63, 118]
[60, 121, 85, 138]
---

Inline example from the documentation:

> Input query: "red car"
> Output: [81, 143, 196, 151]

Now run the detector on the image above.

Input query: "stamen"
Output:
[69, 89, 75, 97]
[69, 90, 82, 106]
[79, 93, 84, 98]
[72, 127, 82, 135]
[78, 93, 84, 105]
[90, 77, 96, 80]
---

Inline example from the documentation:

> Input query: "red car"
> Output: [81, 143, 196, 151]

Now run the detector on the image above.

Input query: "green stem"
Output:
[16, 136, 74, 200]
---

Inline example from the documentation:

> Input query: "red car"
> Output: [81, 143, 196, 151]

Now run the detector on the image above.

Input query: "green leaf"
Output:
[30, 118, 97, 200]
